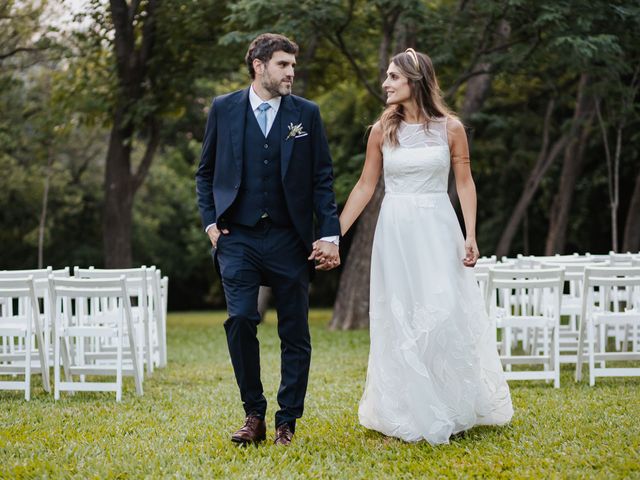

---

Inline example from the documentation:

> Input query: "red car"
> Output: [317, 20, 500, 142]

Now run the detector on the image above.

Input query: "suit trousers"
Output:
[215, 218, 310, 432]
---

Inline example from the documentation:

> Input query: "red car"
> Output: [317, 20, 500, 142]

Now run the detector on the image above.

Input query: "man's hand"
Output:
[308, 240, 340, 270]
[207, 224, 229, 249]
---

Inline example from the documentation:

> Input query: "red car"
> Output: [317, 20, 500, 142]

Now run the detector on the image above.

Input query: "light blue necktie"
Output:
[257, 102, 271, 137]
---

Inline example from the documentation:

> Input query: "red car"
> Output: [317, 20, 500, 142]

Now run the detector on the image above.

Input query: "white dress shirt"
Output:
[206, 86, 339, 246]
[249, 85, 281, 136]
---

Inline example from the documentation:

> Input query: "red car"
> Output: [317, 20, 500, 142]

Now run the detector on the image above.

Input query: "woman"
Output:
[317, 49, 513, 444]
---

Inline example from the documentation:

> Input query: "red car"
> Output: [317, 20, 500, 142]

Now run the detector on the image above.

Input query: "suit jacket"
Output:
[195, 87, 341, 252]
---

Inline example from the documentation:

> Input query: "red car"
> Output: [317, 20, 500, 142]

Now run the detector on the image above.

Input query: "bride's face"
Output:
[382, 62, 412, 105]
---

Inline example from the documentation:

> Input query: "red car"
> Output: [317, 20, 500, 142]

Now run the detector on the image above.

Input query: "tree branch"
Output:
[0, 46, 45, 60]
[326, 31, 385, 104]
[133, 119, 160, 191]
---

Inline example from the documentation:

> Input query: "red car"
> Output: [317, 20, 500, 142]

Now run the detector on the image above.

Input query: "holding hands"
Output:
[308, 240, 340, 271]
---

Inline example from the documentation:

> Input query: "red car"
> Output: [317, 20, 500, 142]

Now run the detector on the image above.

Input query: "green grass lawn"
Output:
[1, 310, 639, 479]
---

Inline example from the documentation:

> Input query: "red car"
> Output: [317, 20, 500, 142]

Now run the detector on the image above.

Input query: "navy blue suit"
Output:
[195, 88, 340, 431]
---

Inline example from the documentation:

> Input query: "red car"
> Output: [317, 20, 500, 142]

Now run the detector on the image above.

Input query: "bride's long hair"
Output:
[379, 49, 455, 146]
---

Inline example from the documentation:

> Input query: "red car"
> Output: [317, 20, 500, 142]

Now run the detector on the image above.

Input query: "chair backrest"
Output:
[0, 277, 40, 327]
[608, 251, 638, 266]
[540, 262, 602, 282]
[48, 276, 132, 329]
[583, 266, 640, 288]
[486, 267, 565, 318]
[0, 268, 69, 294]
[74, 266, 152, 307]
[49, 276, 129, 299]
[582, 266, 640, 311]
[74, 266, 150, 281]
[488, 266, 565, 288]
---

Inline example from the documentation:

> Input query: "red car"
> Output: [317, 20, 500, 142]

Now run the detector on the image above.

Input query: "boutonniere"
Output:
[285, 122, 307, 140]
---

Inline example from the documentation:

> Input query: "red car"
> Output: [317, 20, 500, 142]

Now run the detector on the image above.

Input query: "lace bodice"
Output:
[382, 118, 450, 194]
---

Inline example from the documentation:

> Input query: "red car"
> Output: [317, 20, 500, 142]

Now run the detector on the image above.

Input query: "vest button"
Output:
[264, 144, 268, 149]
[263, 160, 268, 165]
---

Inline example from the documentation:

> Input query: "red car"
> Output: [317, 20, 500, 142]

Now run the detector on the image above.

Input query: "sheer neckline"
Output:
[393, 118, 449, 149]
[401, 117, 447, 126]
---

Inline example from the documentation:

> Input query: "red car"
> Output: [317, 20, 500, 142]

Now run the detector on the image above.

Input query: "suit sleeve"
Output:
[195, 97, 218, 229]
[311, 105, 341, 238]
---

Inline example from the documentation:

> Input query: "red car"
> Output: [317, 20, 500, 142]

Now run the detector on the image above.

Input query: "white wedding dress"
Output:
[358, 118, 513, 444]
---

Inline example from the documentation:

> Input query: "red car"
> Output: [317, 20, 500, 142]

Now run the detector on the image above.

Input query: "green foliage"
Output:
[0, 0, 639, 307]
[1, 310, 638, 478]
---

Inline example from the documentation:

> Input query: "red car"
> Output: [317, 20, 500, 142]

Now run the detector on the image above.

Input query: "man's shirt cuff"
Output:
[318, 235, 339, 246]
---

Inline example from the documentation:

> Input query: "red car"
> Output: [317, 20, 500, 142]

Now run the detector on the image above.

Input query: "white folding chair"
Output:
[48, 276, 143, 401]
[605, 254, 638, 348]
[535, 262, 606, 364]
[75, 267, 158, 375]
[0, 267, 70, 369]
[486, 266, 564, 387]
[575, 266, 640, 386]
[0, 277, 50, 399]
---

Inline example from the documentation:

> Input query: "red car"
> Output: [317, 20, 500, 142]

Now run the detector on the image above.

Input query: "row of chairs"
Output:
[0, 266, 168, 401]
[475, 252, 640, 388]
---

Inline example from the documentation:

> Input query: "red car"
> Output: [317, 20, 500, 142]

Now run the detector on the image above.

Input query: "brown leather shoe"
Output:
[274, 423, 294, 446]
[231, 415, 266, 445]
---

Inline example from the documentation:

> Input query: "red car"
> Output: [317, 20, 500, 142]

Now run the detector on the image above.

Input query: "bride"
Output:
[318, 48, 513, 444]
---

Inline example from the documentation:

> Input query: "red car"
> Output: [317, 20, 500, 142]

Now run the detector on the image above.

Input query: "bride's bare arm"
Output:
[339, 122, 384, 236]
[448, 118, 479, 266]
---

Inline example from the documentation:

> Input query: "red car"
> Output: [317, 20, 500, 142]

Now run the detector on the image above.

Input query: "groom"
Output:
[196, 33, 341, 446]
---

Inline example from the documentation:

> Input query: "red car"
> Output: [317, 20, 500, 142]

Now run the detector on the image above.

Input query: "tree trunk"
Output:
[102, 0, 158, 268]
[38, 146, 54, 269]
[545, 74, 594, 255]
[328, 5, 398, 330]
[104, 111, 135, 267]
[330, 179, 384, 330]
[622, 169, 640, 252]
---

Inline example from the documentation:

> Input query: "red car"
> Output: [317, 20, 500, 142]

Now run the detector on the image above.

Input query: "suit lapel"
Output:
[228, 88, 250, 175]
[280, 95, 301, 179]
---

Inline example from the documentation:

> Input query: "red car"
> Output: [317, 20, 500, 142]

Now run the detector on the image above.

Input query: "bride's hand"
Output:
[463, 237, 479, 267]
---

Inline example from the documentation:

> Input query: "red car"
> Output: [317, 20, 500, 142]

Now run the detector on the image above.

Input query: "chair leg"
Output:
[576, 318, 585, 382]
[116, 320, 123, 402]
[54, 330, 60, 400]
[505, 327, 512, 372]
[599, 323, 606, 368]
[588, 320, 596, 387]
[25, 332, 32, 401]
[553, 326, 560, 388]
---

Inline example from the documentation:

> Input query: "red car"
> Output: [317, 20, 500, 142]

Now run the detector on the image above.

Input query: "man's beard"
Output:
[262, 72, 292, 97]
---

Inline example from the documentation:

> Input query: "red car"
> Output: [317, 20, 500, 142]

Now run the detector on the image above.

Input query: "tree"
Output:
[73, 0, 237, 267]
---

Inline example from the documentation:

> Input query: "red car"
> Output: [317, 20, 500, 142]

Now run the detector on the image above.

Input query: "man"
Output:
[195, 33, 341, 446]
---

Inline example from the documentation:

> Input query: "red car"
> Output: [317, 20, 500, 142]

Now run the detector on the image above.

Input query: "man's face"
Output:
[255, 50, 296, 97]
